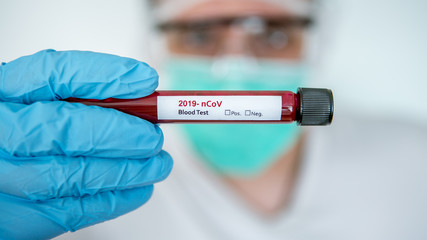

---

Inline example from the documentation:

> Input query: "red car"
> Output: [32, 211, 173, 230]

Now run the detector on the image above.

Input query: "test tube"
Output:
[66, 88, 333, 125]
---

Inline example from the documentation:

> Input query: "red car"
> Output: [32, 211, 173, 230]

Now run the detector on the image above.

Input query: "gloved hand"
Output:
[0, 50, 173, 239]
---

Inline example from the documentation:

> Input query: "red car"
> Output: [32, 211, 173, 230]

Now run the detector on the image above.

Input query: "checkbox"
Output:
[245, 110, 251, 116]
[225, 110, 231, 115]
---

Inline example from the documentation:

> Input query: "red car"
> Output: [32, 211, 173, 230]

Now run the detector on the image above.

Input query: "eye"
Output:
[267, 29, 289, 50]
[183, 28, 217, 49]
[255, 28, 289, 51]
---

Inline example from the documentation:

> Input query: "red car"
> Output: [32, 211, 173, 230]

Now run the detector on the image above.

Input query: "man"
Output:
[156, 0, 313, 215]
[59, 0, 427, 239]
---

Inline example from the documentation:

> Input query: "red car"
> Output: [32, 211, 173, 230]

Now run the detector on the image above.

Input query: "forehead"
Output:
[155, 0, 311, 22]
[175, 1, 292, 21]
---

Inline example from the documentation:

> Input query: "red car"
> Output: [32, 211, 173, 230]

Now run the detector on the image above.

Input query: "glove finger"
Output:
[0, 101, 163, 158]
[0, 186, 153, 240]
[0, 49, 158, 104]
[0, 150, 172, 200]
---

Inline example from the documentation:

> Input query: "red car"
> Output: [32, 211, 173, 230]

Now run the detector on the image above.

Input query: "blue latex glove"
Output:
[0, 50, 173, 239]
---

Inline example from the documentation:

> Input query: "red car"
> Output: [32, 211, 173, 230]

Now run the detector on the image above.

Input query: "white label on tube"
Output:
[157, 96, 282, 121]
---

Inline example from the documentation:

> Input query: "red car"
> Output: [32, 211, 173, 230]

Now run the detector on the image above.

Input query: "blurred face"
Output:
[159, 0, 311, 60]
[156, 0, 311, 176]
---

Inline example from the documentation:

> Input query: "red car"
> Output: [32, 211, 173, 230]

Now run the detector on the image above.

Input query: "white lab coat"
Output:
[57, 114, 427, 240]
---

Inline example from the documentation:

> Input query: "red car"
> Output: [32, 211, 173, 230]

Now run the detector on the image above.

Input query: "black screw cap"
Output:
[297, 88, 334, 126]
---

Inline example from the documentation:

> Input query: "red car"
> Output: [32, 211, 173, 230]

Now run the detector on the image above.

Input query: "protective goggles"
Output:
[158, 16, 313, 58]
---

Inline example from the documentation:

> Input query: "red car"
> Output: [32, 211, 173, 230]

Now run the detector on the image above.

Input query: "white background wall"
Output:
[0, 0, 152, 61]
[0, 0, 426, 125]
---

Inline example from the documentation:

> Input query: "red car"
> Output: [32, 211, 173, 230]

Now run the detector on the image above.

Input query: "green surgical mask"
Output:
[165, 55, 308, 176]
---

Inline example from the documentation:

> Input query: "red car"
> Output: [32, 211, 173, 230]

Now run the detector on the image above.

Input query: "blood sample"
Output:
[66, 88, 333, 125]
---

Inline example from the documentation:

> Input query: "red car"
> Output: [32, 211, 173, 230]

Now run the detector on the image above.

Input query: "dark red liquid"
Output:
[67, 91, 300, 124]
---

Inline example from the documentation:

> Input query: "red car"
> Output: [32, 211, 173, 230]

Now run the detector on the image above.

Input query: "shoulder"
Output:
[309, 113, 427, 158]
